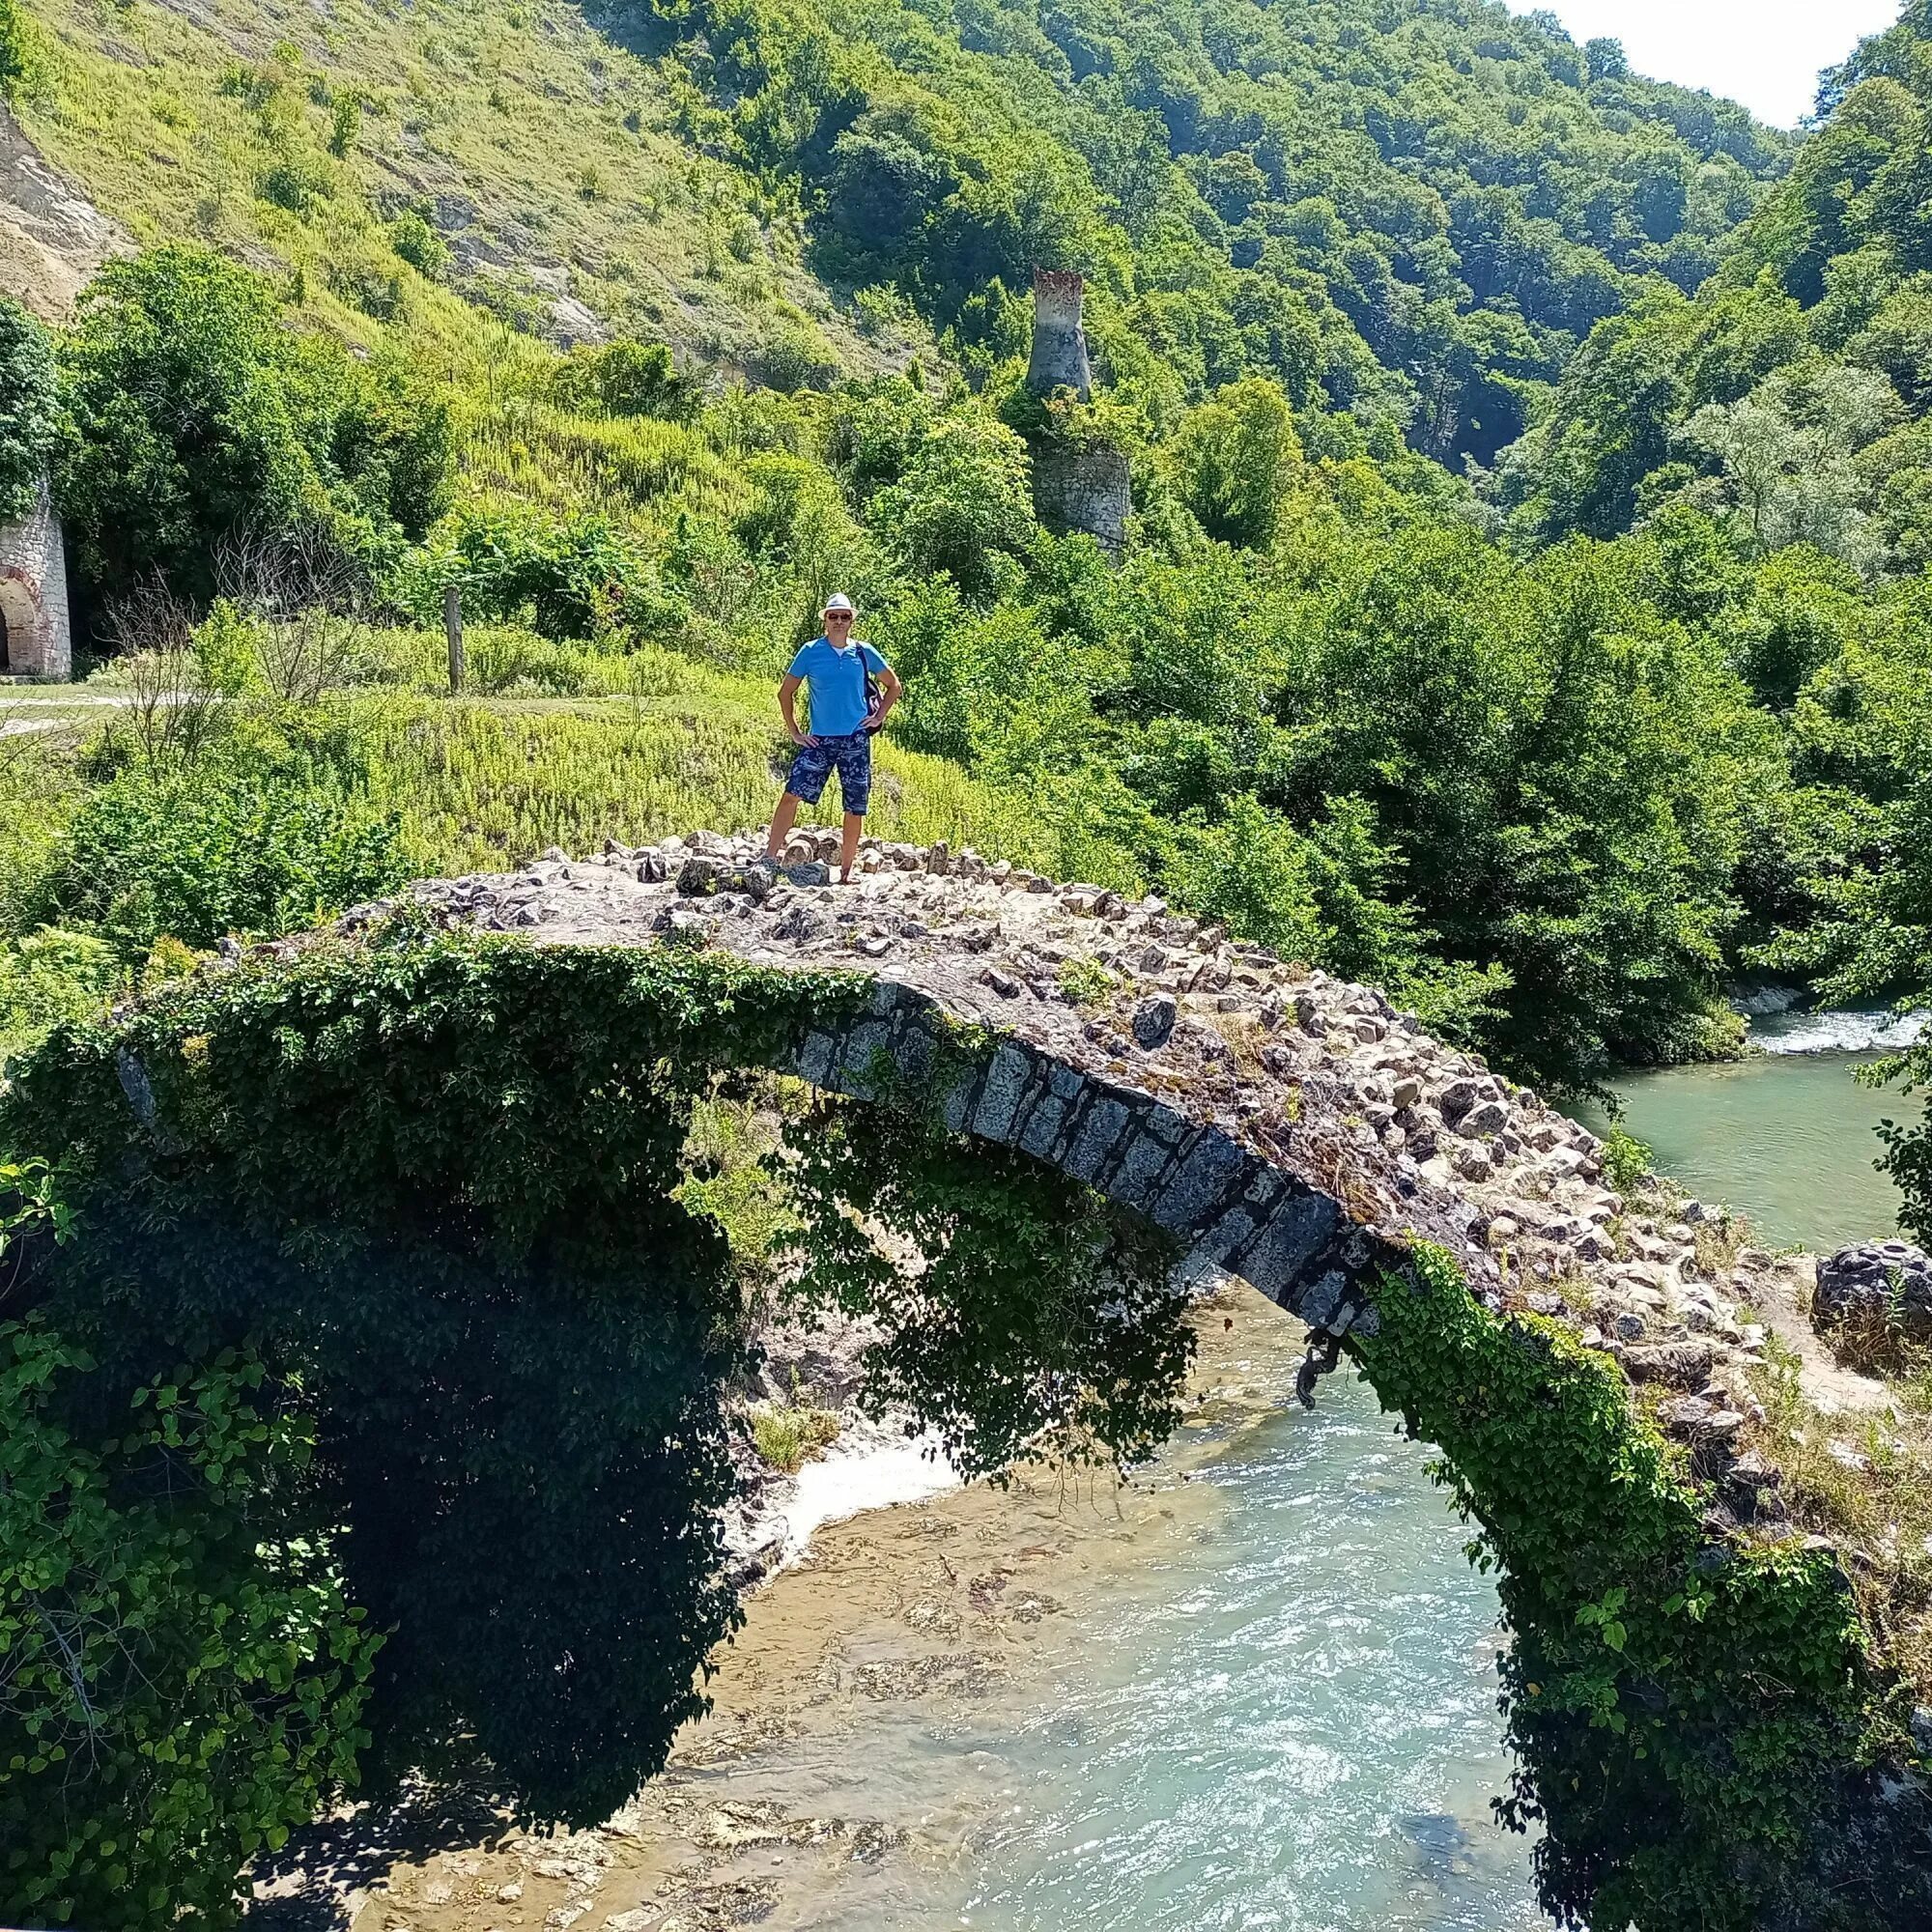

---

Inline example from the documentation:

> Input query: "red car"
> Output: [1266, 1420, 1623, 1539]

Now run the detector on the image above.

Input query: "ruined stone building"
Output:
[1024, 270, 1130, 559]
[0, 478, 72, 679]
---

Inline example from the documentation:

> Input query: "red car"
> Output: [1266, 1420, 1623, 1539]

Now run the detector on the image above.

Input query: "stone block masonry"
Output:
[1024, 269, 1128, 555]
[1025, 267, 1093, 401]
[0, 478, 72, 680]
[1031, 440, 1129, 558]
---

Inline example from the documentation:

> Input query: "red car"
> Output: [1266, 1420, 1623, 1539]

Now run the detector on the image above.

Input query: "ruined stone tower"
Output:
[0, 476, 71, 680]
[1024, 270, 1129, 558]
[1025, 268, 1094, 401]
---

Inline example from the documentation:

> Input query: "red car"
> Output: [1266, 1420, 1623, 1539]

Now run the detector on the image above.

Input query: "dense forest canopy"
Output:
[624, 0, 1794, 464]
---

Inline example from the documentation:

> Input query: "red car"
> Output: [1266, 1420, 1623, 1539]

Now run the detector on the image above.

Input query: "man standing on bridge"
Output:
[763, 593, 902, 884]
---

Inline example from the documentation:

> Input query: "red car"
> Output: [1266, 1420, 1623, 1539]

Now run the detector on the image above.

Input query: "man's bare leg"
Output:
[765, 792, 803, 862]
[839, 812, 863, 883]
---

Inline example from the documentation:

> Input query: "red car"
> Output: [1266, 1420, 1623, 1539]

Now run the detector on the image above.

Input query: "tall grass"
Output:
[464, 403, 743, 522]
[355, 689, 1047, 876]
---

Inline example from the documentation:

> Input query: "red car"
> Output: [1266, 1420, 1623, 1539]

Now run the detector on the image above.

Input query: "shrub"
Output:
[0, 0, 36, 99]
[0, 927, 122, 1064]
[753, 327, 838, 394]
[868, 415, 1037, 597]
[258, 150, 332, 214]
[327, 92, 361, 157]
[0, 1320, 377, 1932]
[1603, 1126, 1655, 1195]
[751, 1402, 840, 1471]
[417, 503, 656, 639]
[1056, 955, 1117, 1005]
[550, 338, 697, 422]
[25, 760, 406, 957]
[389, 208, 450, 280]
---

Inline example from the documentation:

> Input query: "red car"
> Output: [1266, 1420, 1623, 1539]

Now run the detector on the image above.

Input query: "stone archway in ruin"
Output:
[418, 843, 1504, 1390]
[407, 835, 1716, 1398]
[0, 574, 35, 674]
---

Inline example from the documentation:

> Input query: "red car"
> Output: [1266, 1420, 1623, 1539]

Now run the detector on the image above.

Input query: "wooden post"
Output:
[443, 582, 465, 694]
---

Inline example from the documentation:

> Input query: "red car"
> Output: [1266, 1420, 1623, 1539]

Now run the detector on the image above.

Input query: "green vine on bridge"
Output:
[0, 926, 879, 1927]
[0, 925, 1190, 1928]
[1355, 1243, 1918, 1932]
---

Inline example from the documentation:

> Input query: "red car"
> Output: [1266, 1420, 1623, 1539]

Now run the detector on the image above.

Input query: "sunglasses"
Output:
[824, 611, 854, 622]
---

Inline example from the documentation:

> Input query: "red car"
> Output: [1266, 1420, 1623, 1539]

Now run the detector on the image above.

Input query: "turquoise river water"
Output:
[1576, 1009, 1920, 1253]
[745, 1012, 1921, 1928]
[667, 1337, 1548, 1932]
[853, 1373, 1540, 1930]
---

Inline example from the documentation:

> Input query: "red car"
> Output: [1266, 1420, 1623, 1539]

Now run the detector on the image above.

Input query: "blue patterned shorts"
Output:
[785, 729, 872, 815]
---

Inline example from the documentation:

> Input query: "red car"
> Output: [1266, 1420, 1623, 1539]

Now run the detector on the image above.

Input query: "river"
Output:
[715, 1356, 1543, 1932]
[338, 1292, 1546, 1932]
[1574, 1008, 1924, 1254]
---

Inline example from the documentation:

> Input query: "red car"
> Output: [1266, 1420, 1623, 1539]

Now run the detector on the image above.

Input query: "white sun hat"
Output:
[823, 591, 855, 613]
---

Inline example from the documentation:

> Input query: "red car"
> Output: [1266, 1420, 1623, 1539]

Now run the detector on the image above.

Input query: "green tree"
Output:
[1169, 378, 1301, 550]
[56, 245, 453, 607]
[551, 338, 698, 422]
[388, 208, 448, 280]
[0, 0, 33, 99]
[869, 414, 1037, 595]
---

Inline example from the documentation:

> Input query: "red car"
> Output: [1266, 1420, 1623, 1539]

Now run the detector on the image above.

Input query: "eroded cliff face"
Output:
[0, 104, 127, 320]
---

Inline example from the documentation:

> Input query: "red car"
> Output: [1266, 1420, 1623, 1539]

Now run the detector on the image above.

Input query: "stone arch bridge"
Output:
[118, 822, 1930, 1925]
[396, 823, 1811, 1457]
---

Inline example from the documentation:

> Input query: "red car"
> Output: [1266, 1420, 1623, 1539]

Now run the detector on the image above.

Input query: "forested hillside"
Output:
[0, 0, 1922, 1101]
[629, 0, 1793, 462]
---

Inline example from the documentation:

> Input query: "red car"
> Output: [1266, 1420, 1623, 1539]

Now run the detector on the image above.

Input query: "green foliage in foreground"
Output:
[23, 756, 405, 962]
[1, 935, 850, 1874]
[1357, 1245, 1915, 1932]
[0, 1320, 378, 1931]
[0, 932, 1189, 1923]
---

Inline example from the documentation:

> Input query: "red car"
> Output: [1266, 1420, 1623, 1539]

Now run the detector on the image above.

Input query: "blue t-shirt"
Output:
[786, 637, 888, 738]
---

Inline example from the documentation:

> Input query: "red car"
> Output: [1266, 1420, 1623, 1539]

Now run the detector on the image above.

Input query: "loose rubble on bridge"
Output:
[374, 822, 1884, 1540]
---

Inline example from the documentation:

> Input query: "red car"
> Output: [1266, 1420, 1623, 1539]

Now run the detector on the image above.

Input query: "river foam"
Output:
[1749, 1008, 1928, 1055]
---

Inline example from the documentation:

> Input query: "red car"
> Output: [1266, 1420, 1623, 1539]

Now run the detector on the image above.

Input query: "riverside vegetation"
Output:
[7, 0, 1932, 1924]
